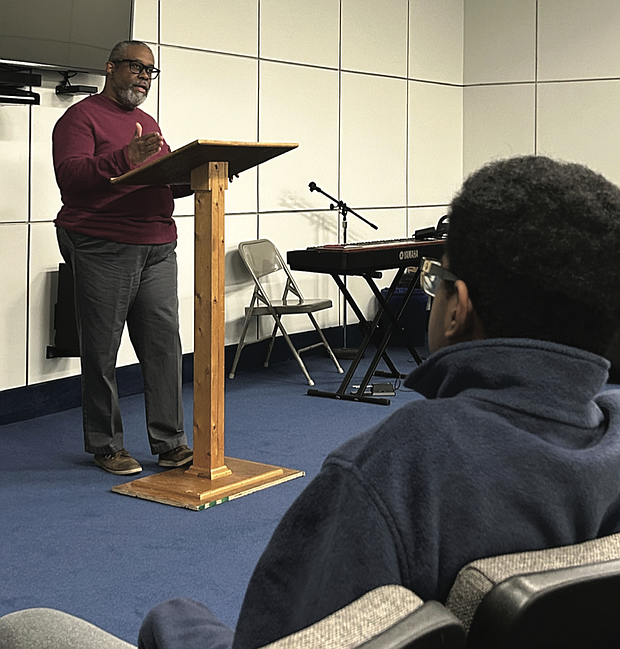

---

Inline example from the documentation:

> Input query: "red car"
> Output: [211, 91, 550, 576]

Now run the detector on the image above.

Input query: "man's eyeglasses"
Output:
[420, 258, 458, 297]
[111, 59, 161, 79]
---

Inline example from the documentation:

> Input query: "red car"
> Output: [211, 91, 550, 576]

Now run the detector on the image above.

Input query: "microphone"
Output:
[308, 182, 317, 192]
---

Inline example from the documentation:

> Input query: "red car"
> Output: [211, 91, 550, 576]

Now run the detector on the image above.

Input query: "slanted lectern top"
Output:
[110, 139, 303, 510]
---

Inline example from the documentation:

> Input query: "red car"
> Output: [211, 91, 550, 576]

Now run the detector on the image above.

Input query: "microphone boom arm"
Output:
[309, 182, 378, 231]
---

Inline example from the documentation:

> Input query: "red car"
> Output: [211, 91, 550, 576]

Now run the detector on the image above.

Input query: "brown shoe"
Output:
[94, 449, 142, 475]
[158, 444, 193, 468]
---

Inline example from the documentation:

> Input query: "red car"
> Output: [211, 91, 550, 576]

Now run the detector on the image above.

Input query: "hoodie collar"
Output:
[404, 339, 610, 426]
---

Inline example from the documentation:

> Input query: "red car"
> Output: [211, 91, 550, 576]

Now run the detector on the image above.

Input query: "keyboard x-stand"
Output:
[287, 238, 444, 405]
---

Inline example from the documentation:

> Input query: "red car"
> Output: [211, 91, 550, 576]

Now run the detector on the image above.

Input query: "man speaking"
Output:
[52, 41, 193, 475]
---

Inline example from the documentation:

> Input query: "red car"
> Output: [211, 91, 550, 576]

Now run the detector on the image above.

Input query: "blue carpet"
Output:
[0, 347, 425, 644]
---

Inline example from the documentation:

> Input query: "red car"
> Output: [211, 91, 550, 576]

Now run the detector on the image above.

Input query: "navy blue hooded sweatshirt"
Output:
[140, 338, 620, 649]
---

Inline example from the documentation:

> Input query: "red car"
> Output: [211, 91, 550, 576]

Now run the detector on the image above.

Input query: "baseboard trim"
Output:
[0, 326, 347, 426]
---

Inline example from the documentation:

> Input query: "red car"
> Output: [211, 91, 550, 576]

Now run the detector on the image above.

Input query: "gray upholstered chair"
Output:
[262, 585, 465, 649]
[0, 586, 465, 649]
[229, 239, 343, 386]
[0, 607, 135, 649]
[445, 532, 620, 648]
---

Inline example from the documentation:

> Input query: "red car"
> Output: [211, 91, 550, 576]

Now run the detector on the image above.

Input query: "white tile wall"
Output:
[0, 105, 29, 223]
[340, 73, 408, 209]
[158, 45, 259, 216]
[463, 84, 535, 177]
[537, 79, 620, 186]
[6, 0, 620, 394]
[408, 81, 463, 206]
[341, 0, 409, 77]
[464, 0, 536, 85]
[259, 61, 339, 213]
[409, 0, 464, 85]
[0, 224, 28, 390]
[260, 0, 341, 69]
[132, 0, 159, 44]
[160, 0, 259, 57]
[175, 215, 196, 352]
[538, 0, 620, 82]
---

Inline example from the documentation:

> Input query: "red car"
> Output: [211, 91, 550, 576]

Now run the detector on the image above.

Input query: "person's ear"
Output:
[445, 280, 485, 343]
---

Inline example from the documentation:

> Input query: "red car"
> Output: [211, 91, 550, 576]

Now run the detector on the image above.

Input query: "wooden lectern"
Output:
[110, 140, 304, 510]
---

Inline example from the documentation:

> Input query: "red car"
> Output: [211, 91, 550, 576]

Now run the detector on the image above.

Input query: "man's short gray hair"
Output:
[108, 40, 152, 62]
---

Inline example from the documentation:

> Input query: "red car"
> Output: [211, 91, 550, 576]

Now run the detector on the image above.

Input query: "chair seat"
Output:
[247, 298, 333, 316]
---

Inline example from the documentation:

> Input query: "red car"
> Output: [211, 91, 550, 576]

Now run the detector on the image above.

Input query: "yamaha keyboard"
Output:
[286, 237, 445, 405]
[287, 238, 445, 275]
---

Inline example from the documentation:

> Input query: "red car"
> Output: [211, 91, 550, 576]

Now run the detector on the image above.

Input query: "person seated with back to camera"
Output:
[139, 155, 620, 649]
[2, 154, 620, 649]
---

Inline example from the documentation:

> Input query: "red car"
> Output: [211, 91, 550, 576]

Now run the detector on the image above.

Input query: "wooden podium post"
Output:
[109, 140, 304, 510]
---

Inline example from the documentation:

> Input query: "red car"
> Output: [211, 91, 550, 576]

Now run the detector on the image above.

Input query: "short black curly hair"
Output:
[445, 155, 620, 355]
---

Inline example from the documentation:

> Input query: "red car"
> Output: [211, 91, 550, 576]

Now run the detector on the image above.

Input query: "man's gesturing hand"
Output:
[127, 123, 165, 165]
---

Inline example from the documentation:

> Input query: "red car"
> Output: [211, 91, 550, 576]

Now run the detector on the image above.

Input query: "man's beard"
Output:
[116, 85, 148, 109]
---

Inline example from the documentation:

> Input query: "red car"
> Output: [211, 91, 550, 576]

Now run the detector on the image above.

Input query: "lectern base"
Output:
[111, 457, 305, 511]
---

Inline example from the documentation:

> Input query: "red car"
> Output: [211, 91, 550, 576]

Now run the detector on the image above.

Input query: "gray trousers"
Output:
[57, 228, 187, 455]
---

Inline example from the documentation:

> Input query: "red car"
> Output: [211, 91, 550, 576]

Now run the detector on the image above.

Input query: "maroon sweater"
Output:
[53, 94, 186, 244]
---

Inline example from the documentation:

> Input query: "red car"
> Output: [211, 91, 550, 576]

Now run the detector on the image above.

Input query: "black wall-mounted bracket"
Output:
[55, 71, 97, 95]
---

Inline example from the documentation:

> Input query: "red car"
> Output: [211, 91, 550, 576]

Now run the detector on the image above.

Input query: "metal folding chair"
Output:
[229, 239, 344, 386]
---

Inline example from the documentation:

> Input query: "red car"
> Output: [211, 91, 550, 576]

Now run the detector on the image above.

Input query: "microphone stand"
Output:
[309, 182, 378, 359]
